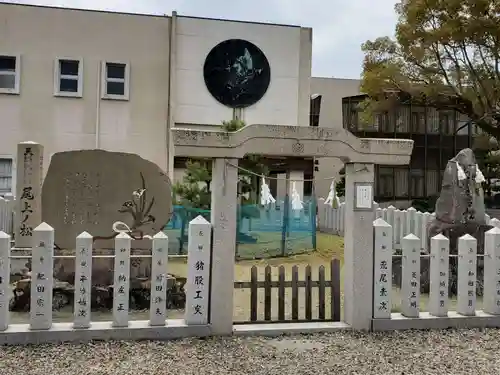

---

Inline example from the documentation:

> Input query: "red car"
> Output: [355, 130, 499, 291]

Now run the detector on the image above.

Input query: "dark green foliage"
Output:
[172, 119, 267, 215]
[411, 195, 438, 213]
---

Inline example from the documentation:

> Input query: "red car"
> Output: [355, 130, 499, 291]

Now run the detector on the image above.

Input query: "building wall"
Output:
[0, 5, 314, 197]
[344, 96, 476, 203]
[310, 77, 362, 198]
[173, 16, 312, 127]
[0, 3, 171, 183]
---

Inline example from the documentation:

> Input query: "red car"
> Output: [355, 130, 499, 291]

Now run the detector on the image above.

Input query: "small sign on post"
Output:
[74, 231, 93, 329]
[185, 215, 212, 325]
[149, 232, 169, 326]
[30, 222, 54, 330]
[354, 182, 373, 211]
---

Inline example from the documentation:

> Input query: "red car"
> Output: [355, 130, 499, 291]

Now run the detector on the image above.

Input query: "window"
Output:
[0, 55, 20, 94]
[394, 168, 409, 197]
[411, 112, 426, 133]
[309, 95, 322, 127]
[378, 167, 394, 198]
[54, 58, 83, 97]
[439, 112, 453, 134]
[410, 169, 425, 198]
[379, 112, 392, 132]
[349, 110, 358, 131]
[0, 159, 12, 195]
[101, 61, 130, 100]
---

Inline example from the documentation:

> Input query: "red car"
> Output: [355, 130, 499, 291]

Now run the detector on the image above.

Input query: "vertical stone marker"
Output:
[15, 141, 44, 248]
[457, 234, 477, 316]
[149, 232, 169, 326]
[113, 233, 131, 327]
[185, 215, 212, 325]
[483, 227, 500, 315]
[401, 234, 421, 318]
[0, 231, 10, 330]
[73, 231, 93, 329]
[372, 218, 392, 319]
[30, 222, 54, 330]
[428, 234, 450, 317]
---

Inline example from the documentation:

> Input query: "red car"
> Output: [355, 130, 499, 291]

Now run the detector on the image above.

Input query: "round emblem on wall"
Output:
[203, 39, 271, 108]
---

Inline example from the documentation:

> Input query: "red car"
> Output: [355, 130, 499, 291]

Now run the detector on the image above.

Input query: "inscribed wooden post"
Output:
[457, 234, 477, 316]
[73, 231, 93, 329]
[401, 234, 420, 318]
[372, 218, 392, 319]
[428, 234, 449, 317]
[149, 232, 169, 326]
[185, 215, 212, 325]
[30, 223, 54, 330]
[113, 233, 131, 327]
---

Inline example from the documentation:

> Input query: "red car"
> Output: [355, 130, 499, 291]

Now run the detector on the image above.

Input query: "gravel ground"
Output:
[1, 329, 500, 375]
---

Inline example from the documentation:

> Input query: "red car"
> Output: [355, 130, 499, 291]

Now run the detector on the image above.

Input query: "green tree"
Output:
[360, 0, 500, 140]
[336, 167, 346, 197]
[172, 119, 268, 208]
[172, 159, 212, 210]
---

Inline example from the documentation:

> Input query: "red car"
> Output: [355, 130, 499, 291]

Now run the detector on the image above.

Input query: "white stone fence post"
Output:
[320, 200, 500, 252]
[0, 216, 215, 341]
[371, 219, 500, 330]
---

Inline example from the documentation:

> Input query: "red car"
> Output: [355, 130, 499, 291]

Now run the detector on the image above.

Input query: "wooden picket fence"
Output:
[372, 218, 500, 331]
[233, 259, 341, 324]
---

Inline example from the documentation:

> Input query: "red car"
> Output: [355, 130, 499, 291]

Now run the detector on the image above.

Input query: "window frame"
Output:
[0, 156, 14, 196]
[53, 57, 83, 98]
[0, 54, 21, 95]
[101, 61, 130, 101]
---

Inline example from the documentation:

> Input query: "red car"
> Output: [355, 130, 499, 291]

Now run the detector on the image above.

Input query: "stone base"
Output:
[0, 320, 210, 345]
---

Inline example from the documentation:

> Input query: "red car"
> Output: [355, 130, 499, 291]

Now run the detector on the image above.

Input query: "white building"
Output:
[0, 3, 313, 197]
[309, 77, 363, 198]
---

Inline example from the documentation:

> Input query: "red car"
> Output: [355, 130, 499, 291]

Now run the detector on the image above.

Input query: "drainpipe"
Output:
[166, 11, 177, 180]
[95, 60, 101, 149]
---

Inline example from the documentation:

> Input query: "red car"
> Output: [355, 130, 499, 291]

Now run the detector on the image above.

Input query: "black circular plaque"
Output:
[203, 39, 271, 108]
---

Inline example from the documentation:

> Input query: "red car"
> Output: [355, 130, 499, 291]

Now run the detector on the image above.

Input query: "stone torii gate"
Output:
[171, 125, 413, 334]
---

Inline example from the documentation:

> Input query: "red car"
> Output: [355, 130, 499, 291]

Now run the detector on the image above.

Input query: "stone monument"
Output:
[40, 150, 173, 287]
[424, 148, 492, 295]
[42, 149, 173, 250]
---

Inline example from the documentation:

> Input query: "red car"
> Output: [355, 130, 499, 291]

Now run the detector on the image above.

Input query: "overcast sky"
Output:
[3, 0, 399, 78]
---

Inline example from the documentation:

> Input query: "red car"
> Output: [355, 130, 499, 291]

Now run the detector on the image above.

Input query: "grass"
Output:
[160, 232, 344, 280]
[160, 232, 345, 322]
